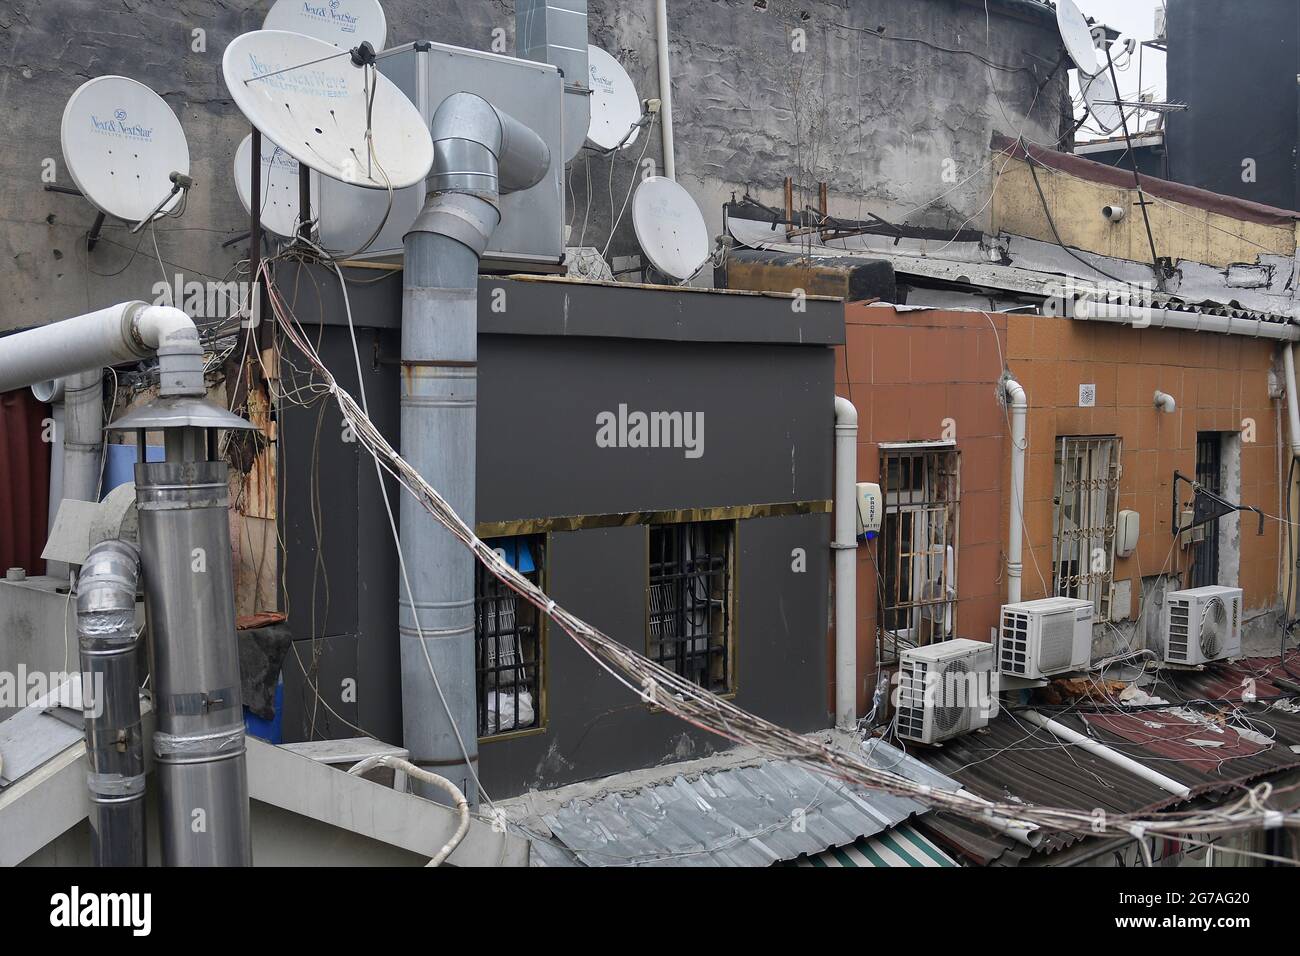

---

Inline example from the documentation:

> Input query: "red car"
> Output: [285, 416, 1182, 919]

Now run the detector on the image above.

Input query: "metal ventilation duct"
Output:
[516, 0, 590, 162]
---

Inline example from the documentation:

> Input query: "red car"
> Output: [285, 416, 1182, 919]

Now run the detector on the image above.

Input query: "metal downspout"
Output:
[400, 92, 549, 807]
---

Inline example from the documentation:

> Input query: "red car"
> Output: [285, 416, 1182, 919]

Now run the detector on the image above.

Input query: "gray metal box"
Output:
[317, 42, 566, 270]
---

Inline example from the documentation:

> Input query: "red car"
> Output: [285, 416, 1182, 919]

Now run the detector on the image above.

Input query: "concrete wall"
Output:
[991, 154, 1298, 268]
[1003, 315, 1282, 624]
[0, 0, 1067, 331]
[834, 304, 1010, 714]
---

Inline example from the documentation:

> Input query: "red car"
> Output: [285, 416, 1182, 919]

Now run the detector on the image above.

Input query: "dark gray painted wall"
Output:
[1, 0, 1066, 331]
[1166, 0, 1300, 210]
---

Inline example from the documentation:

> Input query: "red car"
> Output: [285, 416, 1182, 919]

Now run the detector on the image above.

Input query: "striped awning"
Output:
[792, 824, 958, 868]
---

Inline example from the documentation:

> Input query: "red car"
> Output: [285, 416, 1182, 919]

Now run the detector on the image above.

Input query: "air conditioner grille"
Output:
[1000, 610, 1029, 675]
[1167, 598, 1191, 662]
[934, 659, 970, 735]
[1038, 611, 1075, 672]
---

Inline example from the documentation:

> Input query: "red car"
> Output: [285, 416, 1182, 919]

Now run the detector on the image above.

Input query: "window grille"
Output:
[475, 536, 544, 737]
[647, 521, 734, 694]
[1053, 436, 1121, 621]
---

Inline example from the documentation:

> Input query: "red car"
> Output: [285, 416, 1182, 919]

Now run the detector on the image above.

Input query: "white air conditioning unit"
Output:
[896, 638, 995, 745]
[1163, 586, 1243, 666]
[998, 597, 1094, 679]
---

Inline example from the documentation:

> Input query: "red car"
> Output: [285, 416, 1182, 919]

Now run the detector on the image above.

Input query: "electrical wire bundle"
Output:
[256, 264, 1300, 851]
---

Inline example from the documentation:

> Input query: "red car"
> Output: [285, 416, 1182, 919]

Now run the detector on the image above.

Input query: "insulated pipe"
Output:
[1021, 710, 1192, 798]
[77, 538, 146, 867]
[833, 397, 858, 731]
[1003, 378, 1027, 605]
[1284, 344, 1300, 457]
[137, 453, 251, 866]
[400, 93, 549, 808]
[654, 0, 676, 179]
[1070, 305, 1300, 342]
[0, 302, 204, 397]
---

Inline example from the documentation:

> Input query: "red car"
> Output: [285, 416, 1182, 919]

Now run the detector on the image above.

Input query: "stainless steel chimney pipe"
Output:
[77, 538, 147, 867]
[400, 92, 549, 807]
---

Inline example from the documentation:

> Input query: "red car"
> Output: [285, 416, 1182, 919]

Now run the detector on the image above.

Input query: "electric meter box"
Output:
[856, 482, 882, 537]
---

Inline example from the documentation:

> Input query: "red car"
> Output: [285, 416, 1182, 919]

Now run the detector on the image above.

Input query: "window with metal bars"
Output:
[877, 443, 960, 661]
[1052, 436, 1122, 621]
[475, 535, 544, 738]
[647, 521, 734, 694]
[1190, 432, 1223, 588]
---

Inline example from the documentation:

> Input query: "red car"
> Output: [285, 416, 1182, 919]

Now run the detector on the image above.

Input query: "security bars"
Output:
[1053, 436, 1122, 621]
[647, 521, 734, 694]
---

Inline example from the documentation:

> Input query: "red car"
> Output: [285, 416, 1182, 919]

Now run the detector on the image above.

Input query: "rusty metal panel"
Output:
[0, 389, 51, 575]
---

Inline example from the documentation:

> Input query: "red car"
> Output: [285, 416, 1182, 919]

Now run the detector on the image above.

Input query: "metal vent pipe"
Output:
[77, 538, 146, 867]
[400, 92, 549, 807]
[516, 0, 590, 162]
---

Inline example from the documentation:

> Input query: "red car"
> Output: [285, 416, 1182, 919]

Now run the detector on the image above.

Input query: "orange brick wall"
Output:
[1003, 315, 1282, 617]
[835, 304, 1009, 714]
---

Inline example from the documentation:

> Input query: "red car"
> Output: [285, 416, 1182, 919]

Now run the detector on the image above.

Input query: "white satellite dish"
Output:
[60, 76, 191, 223]
[586, 45, 641, 152]
[1057, 0, 1102, 77]
[1082, 68, 1123, 134]
[263, 0, 387, 51]
[234, 133, 318, 239]
[222, 30, 432, 189]
[632, 176, 710, 282]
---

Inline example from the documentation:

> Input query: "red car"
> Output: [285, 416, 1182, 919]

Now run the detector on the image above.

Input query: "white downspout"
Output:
[654, 0, 676, 180]
[833, 396, 858, 730]
[1021, 710, 1191, 797]
[1284, 345, 1300, 457]
[1003, 377, 1027, 604]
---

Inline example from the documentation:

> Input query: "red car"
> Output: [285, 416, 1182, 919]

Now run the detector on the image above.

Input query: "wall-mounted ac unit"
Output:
[1163, 586, 1242, 666]
[998, 597, 1094, 679]
[897, 638, 995, 745]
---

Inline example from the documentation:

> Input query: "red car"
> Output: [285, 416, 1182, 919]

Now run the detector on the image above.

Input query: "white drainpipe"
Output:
[833, 396, 858, 730]
[1003, 377, 1027, 604]
[1021, 710, 1191, 798]
[1283, 344, 1300, 457]
[654, 0, 676, 179]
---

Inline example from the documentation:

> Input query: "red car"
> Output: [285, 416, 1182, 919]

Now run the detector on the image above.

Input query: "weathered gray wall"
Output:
[0, 0, 1065, 331]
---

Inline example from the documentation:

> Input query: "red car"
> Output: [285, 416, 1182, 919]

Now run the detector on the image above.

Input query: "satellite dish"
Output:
[234, 133, 318, 239]
[586, 45, 641, 152]
[632, 176, 710, 282]
[1082, 68, 1123, 134]
[1057, 0, 1102, 77]
[60, 76, 191, 223]
[263, 0, 388, 51]
[222, 30, 432, 189]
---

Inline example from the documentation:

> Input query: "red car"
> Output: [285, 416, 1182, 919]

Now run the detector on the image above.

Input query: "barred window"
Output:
[647, 521, 734, 694]
[878, 443, 960, 660]
[1053, 436, 1121, 621]
[475, 536, 544, 738]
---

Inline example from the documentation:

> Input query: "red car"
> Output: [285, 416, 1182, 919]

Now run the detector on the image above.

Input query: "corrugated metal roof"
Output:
[531, 752, 931, 867]
[790, 823, 958, 867]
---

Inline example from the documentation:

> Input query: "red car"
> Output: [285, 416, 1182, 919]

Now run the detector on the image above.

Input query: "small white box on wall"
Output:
[1116, 509, 1139, 557]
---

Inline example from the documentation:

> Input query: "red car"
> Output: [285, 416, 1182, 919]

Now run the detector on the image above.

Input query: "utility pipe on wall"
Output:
[400, 92, 549, 807]
[654, 0, 676, 179]
[1070, 305, 1300, 342]
[1021, 710, 1191, 797]
[1003, 377, 1027, 605]
[833, 396, 858, 730]
[1283, 345, 1300, 457]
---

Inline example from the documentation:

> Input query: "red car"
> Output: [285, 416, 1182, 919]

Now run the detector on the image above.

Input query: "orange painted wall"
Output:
[1002, 314, 1282, 616]
[834, 304, 1009, 714]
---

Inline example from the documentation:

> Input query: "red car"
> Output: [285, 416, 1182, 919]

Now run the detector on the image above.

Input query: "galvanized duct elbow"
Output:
[77, 538, 146, 867]
[428, 91, 551, 200]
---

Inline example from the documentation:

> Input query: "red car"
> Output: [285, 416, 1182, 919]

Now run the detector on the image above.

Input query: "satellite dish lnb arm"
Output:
[129, 172, 194, 235]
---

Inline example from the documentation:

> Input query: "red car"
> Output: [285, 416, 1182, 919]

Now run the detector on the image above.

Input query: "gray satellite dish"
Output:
[632, 176, 710, 282]
[60, 76, 191, 223]
[222, 30, 432, 189]
[1082, 68, 1123, 134]
[234, 133, 318, 239]
[586, 45, 641, 152]
[263, 0, 388, 50]
[1057, 0, 1102, 78]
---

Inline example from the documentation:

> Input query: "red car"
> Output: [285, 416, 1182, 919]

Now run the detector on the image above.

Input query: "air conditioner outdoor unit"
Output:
[998, 597, 1094, 679]
[1163, 586, 1243, 666]
[896, 638, 995, 746]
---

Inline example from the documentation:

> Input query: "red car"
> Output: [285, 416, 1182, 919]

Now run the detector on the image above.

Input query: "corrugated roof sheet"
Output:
[532, 751, 932, 867]
[790, 823, 958, 867]
[910, 656, 1300, 865]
